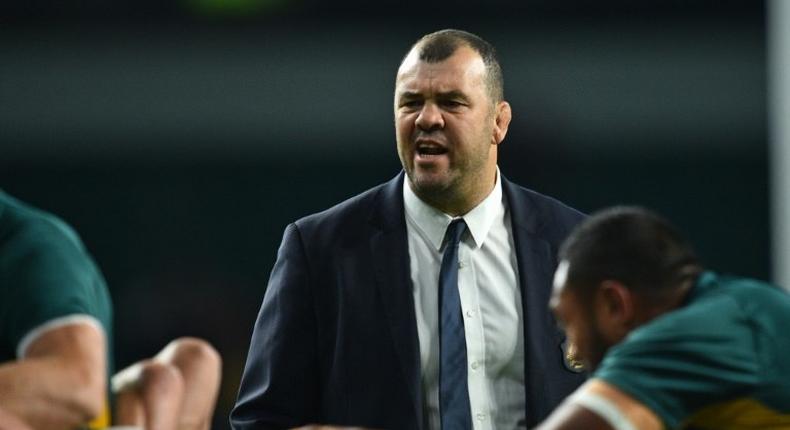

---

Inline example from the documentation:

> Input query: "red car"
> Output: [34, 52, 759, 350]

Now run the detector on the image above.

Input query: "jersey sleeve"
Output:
[593, 295, 760, 429]
[0, 214, 112, 359]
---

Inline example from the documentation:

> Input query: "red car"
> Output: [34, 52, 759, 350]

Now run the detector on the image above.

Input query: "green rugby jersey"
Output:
[0, 191, 114, 427]
[594, 271, 790, 430]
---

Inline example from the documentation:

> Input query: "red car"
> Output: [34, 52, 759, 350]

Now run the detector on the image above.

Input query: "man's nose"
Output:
[415, 102, 444, 131]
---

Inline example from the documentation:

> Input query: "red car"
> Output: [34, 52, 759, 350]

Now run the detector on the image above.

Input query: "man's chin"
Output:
[407, 173, 452, 197]
[582, 347, 611, 374]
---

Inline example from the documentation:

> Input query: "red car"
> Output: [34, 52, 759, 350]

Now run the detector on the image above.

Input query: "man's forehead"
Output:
[553, 260, 570, 294]
[396, 45, 485, 83]
[549, 260, 571, 312]
[398, 48, 422, 75]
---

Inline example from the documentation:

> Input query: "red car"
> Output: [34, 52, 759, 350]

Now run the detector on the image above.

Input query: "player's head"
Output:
[394, 29, 512, 216]
[550, 206, 702, 371]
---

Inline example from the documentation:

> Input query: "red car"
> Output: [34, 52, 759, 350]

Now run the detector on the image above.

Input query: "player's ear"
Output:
[597, 280, 635, 328]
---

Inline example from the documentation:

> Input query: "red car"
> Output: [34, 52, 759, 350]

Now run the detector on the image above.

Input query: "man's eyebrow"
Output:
[398, 91, 423, 100]
[397, 90, 469, 100]
[436, 90, 468, 100]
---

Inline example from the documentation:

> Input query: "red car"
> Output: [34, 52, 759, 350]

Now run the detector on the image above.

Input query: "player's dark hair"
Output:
[559, 206, 702, 298]
[407, 29, 504, 102]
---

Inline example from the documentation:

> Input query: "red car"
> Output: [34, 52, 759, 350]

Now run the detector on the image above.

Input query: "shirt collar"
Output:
[403, 168, 504, 251]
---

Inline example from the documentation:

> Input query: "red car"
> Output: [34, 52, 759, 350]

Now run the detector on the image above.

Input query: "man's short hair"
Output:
[407, 29, 504, 103]
[559, 206, 702, 298]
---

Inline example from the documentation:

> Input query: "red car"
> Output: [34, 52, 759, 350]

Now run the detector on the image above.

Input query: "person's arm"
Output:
[231, 223, 320, 429]
[534, 379, 662, 430]
[0, 321, 106, 430]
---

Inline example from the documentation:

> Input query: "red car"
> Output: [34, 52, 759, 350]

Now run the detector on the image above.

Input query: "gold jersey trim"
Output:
[683, 398, 790, 430]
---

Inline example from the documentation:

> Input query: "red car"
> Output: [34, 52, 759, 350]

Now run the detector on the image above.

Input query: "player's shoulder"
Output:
[709, 273, 790, 307]
[704, 273, 790, 348]
[604, 273, 760, 361]
[0, 191, 85, 256]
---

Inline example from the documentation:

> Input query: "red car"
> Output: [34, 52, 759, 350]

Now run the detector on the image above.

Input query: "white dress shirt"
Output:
[404, 169, 526, 430]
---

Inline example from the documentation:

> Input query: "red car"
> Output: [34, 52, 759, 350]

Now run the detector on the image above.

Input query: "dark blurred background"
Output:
[0, 1, 772, 428]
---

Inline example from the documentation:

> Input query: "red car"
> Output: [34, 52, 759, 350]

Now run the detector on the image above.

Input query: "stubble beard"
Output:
[404, 149, 494, 216]
[582, 316, 614, 373]
[406, 165, 462, 209]
[399, 128, 494, 214]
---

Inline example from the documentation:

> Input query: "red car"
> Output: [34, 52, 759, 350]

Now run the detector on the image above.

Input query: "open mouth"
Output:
[416, 145, 448, 157]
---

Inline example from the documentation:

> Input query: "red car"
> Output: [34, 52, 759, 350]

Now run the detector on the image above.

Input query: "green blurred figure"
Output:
[0, 190, 221, 430]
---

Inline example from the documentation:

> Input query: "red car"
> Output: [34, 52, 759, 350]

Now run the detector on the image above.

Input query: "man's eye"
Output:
[441, 100, 464, 108]
[401, 100, 422, 109]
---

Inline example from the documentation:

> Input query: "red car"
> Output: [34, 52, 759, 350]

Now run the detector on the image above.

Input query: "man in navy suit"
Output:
[231, 29, 586, 430]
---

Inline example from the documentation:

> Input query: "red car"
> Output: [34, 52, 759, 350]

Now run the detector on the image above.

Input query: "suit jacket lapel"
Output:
[503, 177, 553, 304]
[502, 176, 556, 426]
[368, 172, 423, 428]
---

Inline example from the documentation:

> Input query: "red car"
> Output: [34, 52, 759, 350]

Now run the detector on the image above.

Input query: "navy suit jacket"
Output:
[231, 172, 586, 429]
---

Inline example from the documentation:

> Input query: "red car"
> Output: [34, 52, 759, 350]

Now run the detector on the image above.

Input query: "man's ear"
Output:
[492, 101, 512, 145]
[596, 280, 636, 332]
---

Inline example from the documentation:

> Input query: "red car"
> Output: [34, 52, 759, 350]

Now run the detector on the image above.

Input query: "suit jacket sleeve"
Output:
[231, 223, 320, 429]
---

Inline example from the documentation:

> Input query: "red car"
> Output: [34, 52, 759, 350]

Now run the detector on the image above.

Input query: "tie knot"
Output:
[444, 219, 467, 248]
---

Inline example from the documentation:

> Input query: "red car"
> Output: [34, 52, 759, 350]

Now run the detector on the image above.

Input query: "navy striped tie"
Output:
[439, 219, 471, 430]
